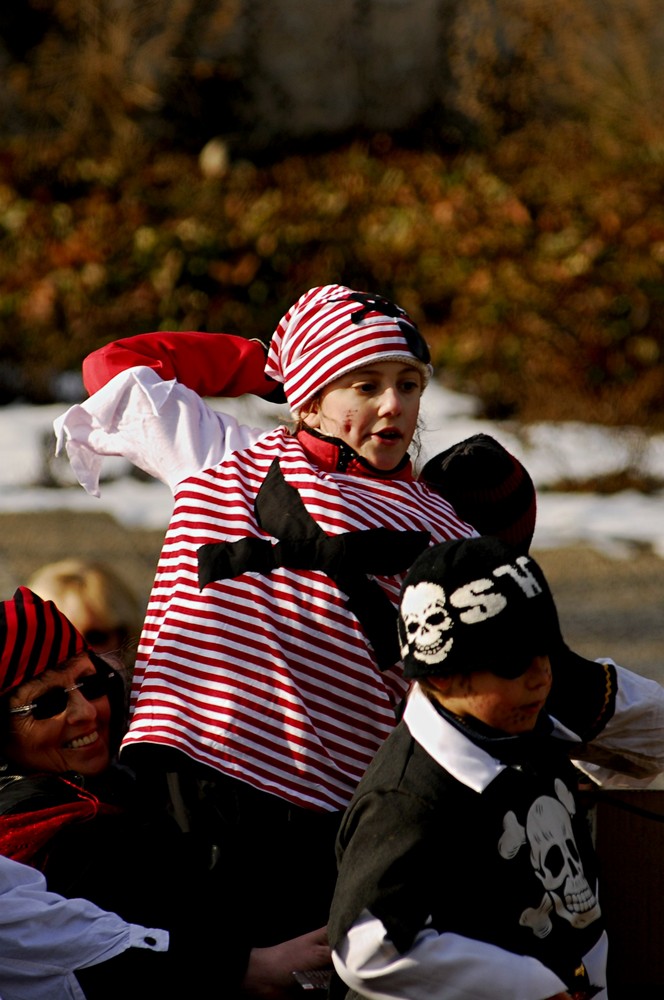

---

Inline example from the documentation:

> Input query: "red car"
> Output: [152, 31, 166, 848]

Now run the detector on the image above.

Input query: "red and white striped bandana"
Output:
[265, 285, 433, 413]
[0, 587, 87, 697]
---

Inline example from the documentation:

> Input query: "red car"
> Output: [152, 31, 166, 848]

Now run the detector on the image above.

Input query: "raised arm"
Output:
[57, 331, 275, 495]
[83, 330, 282, 400]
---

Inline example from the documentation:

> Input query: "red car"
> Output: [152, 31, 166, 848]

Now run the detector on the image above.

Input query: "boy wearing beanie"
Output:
[329, 536, 664, 1000]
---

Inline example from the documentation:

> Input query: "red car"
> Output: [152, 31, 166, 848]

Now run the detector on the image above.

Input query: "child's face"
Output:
[430, 655, 552, 735]
[302, 361, 423, 470]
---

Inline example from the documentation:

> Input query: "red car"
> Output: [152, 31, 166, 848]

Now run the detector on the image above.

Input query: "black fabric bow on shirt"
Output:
[197, 458, 430, 671]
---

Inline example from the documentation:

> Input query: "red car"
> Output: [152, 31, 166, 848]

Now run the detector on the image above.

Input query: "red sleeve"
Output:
[82, 331, 281, 399]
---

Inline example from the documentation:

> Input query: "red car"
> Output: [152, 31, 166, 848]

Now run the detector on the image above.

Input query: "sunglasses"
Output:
[9, 668, 115, 721]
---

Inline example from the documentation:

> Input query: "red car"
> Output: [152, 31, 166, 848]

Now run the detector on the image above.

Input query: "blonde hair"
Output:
[26, 559, 144, 671]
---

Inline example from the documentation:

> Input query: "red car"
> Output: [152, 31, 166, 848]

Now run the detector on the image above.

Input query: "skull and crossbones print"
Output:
[498, 778, 601, 939]
[399, 582, 454, 664]
[398, 556, 543, 667]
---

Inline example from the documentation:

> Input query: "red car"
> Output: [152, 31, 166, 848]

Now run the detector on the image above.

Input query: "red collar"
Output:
[296, 428, 414, 481]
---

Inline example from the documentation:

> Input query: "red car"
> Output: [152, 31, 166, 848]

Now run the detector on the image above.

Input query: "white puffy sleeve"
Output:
[54, 366, 264, 495]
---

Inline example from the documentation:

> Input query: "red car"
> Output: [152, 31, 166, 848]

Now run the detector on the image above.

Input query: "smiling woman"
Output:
[0, 587, 129, 874]
[0, 588, 243, 996]
[6, 654, 114, 777]
[0, 587, 332, 999]
[0, 589, 125, 779]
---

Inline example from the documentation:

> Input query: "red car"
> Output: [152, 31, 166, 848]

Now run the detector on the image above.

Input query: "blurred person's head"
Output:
[420, 434, 537, 555]
[0, 587, 125, 776]
[27, 559, 143, 672]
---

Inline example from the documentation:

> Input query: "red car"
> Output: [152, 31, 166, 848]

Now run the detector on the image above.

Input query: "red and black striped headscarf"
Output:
[0, 587, 87, 698]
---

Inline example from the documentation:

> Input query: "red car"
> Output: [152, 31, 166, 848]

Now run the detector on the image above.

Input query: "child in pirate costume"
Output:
[329, 536, 664, 1000]
[54, 285, 476, 955]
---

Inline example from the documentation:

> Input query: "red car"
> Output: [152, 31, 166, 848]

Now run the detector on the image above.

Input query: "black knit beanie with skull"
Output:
[398, 536, 561, 679]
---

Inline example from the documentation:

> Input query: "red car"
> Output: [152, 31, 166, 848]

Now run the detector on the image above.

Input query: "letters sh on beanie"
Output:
[398, 537, 559, 680]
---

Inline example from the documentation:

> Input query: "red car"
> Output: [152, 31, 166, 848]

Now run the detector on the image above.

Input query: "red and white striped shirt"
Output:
[56, 334, 476, 811]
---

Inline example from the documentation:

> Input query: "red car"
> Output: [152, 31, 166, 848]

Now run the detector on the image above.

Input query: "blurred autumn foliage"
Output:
[1, 0, 664, 427]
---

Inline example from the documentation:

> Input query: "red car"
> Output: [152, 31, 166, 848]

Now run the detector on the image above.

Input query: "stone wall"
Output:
[202, 0, 455, 137]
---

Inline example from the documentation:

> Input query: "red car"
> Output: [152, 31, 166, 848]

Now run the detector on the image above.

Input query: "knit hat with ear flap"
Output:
[265, 284, 433, 414]
[0, 587, 87, 698]
[398, 536, 558, 680]
[420, 434, 537, 555]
